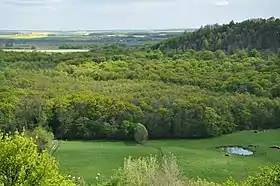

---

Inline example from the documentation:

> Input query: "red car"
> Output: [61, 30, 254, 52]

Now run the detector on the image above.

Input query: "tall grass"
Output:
[98, 153, 182, 186]
[97, 153, 221, 186]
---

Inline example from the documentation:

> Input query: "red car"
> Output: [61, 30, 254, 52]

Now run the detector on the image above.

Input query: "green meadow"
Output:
[56, 129, 280, 184]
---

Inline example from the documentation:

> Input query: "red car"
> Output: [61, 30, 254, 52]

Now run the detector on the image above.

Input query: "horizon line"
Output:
[0, 28, 197, 32]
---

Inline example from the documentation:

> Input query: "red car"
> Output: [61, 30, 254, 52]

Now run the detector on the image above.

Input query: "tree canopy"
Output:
[1, 45, 280, 140]
[153, 17, 280, 53]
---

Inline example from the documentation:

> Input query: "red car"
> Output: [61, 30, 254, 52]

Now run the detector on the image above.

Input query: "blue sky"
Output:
[0, 0, 279, 30]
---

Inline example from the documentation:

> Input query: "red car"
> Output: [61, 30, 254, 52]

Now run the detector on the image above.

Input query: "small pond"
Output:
[226, 147, 253, 156]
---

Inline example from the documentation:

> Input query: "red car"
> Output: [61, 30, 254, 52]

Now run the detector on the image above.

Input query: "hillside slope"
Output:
[153, 17, 280, 53]
[1, 48, 280, 140]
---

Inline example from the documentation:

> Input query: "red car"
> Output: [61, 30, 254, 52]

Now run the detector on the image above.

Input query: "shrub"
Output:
[223, 177, 239, 186]
[222, 165, 280, 186]
[28, 126, 55, 152]
[134, 123, 148, 145]
[242, 165, 280, 186]
[100, 154, 183, 186]
[0, 131, 76, 186]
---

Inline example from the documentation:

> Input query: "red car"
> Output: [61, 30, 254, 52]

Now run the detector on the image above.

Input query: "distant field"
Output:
[11, 35, 47, 39]
[56, 129, 280, 184]
[2, 49, 90, 53]
[0, 32, 51, 39]
[0, 30, 184, 51]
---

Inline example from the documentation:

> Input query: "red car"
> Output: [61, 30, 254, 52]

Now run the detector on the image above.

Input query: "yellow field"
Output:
[0, 31, 89, 39]
[0, 32, 53, 39]
[13, 32, 53, 39]
[2, 49, 90, 53]
[11, 35, 47, 39]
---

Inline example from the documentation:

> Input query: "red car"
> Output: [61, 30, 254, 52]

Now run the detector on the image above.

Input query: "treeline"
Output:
[58, 44, 85, 49]
[153, 17, 280, 53]
[1, 46, 280, 140]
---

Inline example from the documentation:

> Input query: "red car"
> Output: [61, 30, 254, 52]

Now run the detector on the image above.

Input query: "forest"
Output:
[1, 41, 280, 140]
[154, 17, 280, 53]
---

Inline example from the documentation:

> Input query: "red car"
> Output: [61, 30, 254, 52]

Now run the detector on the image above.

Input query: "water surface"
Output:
[226, 147, 253, 156]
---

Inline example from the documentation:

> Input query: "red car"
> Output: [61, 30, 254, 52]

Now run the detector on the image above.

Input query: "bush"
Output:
[0, 131, 76, 186]
[100, 154, 183, 186]
[222, 165, 280, 186]
[28, 126, 55, 152]
[99, 154, 221, 186]
[134, 123, 148, 145]
[242, 165, 280, 186]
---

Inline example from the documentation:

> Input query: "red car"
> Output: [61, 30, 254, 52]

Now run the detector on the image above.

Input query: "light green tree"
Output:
[0, 131, 76, 186]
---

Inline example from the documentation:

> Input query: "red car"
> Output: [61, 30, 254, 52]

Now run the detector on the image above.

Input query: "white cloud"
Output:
[215, 0, 229, 6]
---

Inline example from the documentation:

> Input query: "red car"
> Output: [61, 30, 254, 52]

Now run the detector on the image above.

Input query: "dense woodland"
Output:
[154, 17, 280, 53]
[1, 45, 280, 140]
[1, 18, 280, 140]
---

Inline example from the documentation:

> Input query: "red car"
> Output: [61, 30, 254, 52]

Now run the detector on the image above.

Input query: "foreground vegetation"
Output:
[1, 129, 280, 185]
[0, 131, 76, 186]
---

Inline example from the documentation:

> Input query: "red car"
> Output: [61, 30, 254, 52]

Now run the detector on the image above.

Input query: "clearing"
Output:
[56, 129, 280, 184]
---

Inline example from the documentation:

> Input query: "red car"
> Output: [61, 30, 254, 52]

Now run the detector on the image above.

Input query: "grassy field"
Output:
[56, 129, 280, 184]
[2, 49, 90, 53]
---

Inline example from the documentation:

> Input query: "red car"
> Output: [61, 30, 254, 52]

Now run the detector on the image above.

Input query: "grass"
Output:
[2, 49, 89, 53]
[55, 129, 280, 184]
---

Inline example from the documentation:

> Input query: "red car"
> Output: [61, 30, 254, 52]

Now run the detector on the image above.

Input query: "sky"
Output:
[0, 0, 279, 30]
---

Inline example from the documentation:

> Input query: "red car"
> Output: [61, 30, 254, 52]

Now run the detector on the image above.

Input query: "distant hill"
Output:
[153, 17, 280, 53]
